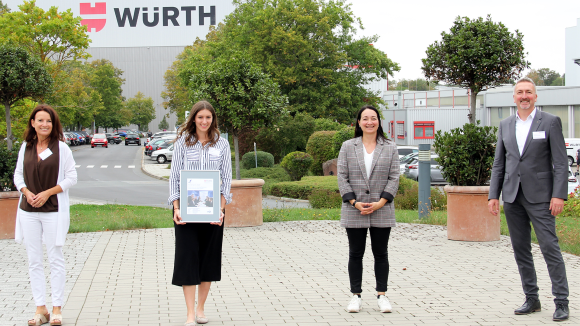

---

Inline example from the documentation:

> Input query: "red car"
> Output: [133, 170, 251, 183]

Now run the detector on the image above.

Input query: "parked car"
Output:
[64, 132, 78, 146]
[70, 132, 85, 145]
[105, 133, 121, 144]
[91, 133, 108, 148]
[568, 165, 579, 195]
[146, 131, 176, 146]
[124, 132, 141, 145]
[399, 152, 418, 175]
[73, 130, 91, 143]
[117, 129, 128, 137]
[149, 140, 172, 156]
[151, 144, 174, 164]
[397, 145, 418, 159]
[145, 138, 172, 156]
[403, 154, 446, 183]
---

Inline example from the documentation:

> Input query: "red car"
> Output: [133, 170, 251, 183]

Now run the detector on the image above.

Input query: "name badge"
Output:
[39, 148, 53, 160]
[533, 131, 546, 139]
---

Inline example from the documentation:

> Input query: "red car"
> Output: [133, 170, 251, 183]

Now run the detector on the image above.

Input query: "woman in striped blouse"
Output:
[168, 100, 232, 326]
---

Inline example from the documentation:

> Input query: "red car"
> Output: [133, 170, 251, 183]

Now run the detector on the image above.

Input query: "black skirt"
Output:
[172, 210, 225, 286]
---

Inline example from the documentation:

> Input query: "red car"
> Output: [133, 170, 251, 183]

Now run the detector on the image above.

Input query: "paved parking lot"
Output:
[2, 221, 580, 325]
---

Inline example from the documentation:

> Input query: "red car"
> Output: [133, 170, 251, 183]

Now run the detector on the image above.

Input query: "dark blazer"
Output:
[489, 110, 568, 203]
[337, 137, 400, 228]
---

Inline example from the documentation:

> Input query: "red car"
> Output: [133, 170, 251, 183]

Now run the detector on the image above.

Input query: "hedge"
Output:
[269, 176, 339, 200]
[241, 151, 275, 169]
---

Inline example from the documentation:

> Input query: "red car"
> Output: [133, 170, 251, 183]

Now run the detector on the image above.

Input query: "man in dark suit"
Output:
[488, 77, 569, 321]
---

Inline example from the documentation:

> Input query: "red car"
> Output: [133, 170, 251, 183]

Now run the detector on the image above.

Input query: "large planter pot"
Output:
[444, 185, 499, 242]
[0, 191, 19, 240]
[226, 178, 265, 227]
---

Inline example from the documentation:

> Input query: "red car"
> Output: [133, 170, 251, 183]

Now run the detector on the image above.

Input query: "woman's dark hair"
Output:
[23, 104, 64, 148]
[178, 101, 220, 147]
[354, 105, 387, 142]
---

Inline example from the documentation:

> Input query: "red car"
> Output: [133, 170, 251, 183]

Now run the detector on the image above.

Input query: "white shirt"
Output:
[515, 108, 536, 156]
[362, 144, 374, 179]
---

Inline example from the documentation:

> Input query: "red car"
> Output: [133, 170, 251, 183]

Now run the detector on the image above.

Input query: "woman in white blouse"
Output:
[168, 100, 232, 326]
[14, 105, 77, 326]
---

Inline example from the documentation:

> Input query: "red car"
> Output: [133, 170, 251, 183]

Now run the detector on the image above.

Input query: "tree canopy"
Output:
[127, 92, 155, 131]
[526, 68, 562, 86]
[89, 59, 128, 131]
[422, 15, 529, 124]
[0, 45, 53, 149]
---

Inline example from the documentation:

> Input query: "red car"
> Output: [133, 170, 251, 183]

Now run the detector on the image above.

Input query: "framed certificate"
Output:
[179, 170, 221, 223]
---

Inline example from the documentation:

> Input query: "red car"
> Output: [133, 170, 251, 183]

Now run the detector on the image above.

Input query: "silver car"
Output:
[403, 154, 446, 183]
[151, 144, 173, 164]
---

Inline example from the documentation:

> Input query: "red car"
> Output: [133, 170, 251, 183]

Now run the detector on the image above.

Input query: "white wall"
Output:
[566, 18, 580, 86]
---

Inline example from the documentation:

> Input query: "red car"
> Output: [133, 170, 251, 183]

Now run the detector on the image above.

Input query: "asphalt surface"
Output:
[69, 143, 169, 207]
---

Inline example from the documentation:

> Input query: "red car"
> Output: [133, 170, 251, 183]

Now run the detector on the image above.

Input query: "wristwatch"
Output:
[351, 200, 357, 208]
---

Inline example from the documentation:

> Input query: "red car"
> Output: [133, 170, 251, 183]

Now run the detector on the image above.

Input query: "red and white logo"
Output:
[80, 2, 106, 32]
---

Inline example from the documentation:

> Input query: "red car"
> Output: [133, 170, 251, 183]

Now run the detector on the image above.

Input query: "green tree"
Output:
[215, 0, 399, 122]
[422, 15, 529, 124]
[0, 45, 52, 150]
[389, 78, 438, 91]
[256, 112, 316, 162]
[0, 1, 10, 15]
[551, 76, 564, 86]
[89, 59, 126, 131]
[158, 115, 169, 130]
[180, 51, 288, 180]
[526, 68, 561, 86]
[127, 92, 155, 131]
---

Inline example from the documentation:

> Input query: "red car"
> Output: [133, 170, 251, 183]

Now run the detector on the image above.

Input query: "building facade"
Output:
[565, 18, 580, 87]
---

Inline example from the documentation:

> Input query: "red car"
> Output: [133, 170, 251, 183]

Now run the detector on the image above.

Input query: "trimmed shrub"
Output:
[309, 189, 342, 209]
[281, 151, 313, 181]
[306, 131, 337, 175]
[241, 151, 275, 169]
[239, 165, 291, 194]
[270, 176, 339, 199]
[332, 126, 355, 157]
[314, 118, 346, 132]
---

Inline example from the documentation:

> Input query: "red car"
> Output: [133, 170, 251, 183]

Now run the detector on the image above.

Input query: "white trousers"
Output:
[19, 209, 65, 307]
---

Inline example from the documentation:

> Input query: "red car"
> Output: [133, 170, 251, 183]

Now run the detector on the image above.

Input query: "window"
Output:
[414, 121, 434, 139]
[396, 121, 405, 139]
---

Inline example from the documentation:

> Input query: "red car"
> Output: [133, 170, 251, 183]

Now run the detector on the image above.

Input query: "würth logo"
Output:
[80, 3, 106, 33]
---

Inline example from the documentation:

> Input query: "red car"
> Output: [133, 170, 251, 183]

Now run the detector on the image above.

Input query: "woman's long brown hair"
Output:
[23, 104, 64, 148]
[177, 101, 220, 147]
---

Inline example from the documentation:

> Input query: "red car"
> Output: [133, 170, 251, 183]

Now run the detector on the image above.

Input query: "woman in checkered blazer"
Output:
[337, 105, 400, 314]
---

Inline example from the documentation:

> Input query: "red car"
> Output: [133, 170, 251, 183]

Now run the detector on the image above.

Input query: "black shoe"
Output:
[514, 297, 541, 315]
[553, 303, 569, 321]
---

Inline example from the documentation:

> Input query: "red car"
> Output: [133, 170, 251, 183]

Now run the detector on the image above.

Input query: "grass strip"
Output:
[70, 204, 580, 256]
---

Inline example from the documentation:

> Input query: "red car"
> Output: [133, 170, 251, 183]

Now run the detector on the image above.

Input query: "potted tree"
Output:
[179, 50, 287, 227]
[433, 122, 499, 241]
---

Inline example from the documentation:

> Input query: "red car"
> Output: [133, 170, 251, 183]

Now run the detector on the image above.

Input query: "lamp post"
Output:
[418, 144, 431, 219]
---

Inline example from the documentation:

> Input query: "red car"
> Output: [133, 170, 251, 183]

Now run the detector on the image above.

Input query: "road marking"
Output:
[114, 165, 121, 168]
[100, 165, 108, 168]
[87, 165, 94, 168]
[128, 165, 135, 168]
[75, 165, 80, 168]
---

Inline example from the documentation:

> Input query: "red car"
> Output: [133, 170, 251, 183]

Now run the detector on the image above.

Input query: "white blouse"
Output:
[362, 144, 374, 179]
[13, 141, 77, 246]
[168, 135, 233, 206]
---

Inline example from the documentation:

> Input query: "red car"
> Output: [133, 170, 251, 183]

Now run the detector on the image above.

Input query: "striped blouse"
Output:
[168, 135, 233, 206]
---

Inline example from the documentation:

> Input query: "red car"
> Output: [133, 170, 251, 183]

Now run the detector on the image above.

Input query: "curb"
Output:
[140, 148, 169, 182]
[264, 195, 310, 203]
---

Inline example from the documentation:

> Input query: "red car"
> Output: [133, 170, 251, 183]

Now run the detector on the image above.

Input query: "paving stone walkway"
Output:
[2, 221, 579, 325]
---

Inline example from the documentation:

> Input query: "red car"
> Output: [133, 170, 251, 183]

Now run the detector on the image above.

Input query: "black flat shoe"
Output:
[514, 297, 541, 315]
[553, 303, 569, 321]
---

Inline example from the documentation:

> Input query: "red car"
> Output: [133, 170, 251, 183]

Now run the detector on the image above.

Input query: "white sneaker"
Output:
[377, 295, 392, 313]
[347, 295, 362, 313]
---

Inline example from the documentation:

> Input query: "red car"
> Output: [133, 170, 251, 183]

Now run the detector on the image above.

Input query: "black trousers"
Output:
[172, 210, 225, 286]
[504, 185, 569, 304]
[346, 227, 392, 293]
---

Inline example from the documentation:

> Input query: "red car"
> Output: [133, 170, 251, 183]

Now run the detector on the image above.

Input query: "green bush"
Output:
[0, 141, 19, 191]
[306, 131, 337, 175]
[332, 126, 355, 157]
[309, 189, 342, 209]
[280, 151, 313, 181]
[314, 118, 346, 132]
[270, 176, 339, 199]
[433, 122, 497, 186]
[394, 182, 447, 211]
[241, 151, 275, 169]
[239, 165, 291, 194]
[256, 112, 315, 162]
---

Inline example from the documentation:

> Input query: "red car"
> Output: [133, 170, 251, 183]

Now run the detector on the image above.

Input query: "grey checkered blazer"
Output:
[337, 137, 400, 228]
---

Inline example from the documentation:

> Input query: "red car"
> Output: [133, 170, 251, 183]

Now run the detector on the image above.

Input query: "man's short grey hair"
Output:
[513, 77, 537, 94]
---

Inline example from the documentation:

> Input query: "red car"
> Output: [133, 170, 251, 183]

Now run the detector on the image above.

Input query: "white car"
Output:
[151, 144, 174, 164]
[399, 152, 418, 175]
[568, 165, 579, 195]
[397, 145, 418, 159]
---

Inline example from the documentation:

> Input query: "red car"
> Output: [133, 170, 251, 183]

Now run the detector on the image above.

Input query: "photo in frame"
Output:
[179, 170, 221, 223]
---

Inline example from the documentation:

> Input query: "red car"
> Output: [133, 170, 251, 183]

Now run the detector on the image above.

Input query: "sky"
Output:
[348, 0, 580, 81]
